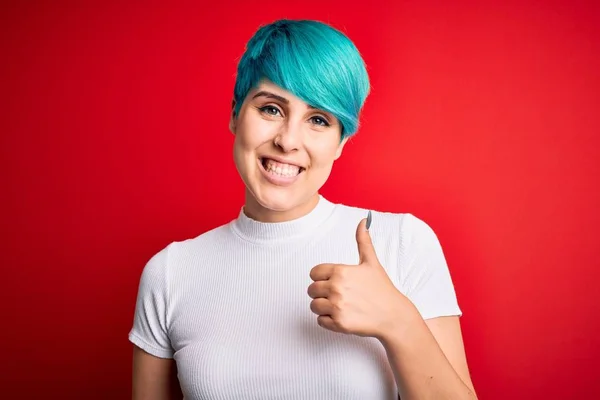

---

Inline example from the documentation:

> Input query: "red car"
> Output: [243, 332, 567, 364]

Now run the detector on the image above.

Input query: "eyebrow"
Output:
[252, 90, 317, 109]
[252, 91, 288, 103]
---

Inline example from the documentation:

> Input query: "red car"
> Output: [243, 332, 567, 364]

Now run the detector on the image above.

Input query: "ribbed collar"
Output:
[230, 195, 337, 245]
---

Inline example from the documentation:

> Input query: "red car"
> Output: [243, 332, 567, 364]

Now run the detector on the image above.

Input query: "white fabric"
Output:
[129, 196, 461, 399]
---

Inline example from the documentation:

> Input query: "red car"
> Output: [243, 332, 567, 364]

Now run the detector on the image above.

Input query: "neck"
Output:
[231, 192, 336, 245]
[242, 190, 321, 223]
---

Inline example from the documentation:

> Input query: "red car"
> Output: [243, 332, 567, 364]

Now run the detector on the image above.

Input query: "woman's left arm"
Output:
[309, 214, 477, 399]
[378, 308, 477, 400]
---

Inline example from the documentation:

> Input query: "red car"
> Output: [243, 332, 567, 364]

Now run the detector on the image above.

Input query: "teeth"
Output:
[264, 158, 300, 177]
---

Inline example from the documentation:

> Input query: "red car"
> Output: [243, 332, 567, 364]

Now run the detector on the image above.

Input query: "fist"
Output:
[307, 213, 413, 339]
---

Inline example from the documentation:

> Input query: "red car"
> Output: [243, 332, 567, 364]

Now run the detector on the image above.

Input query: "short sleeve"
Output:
[399, 214, 462, 320]
[128, 245, 174, 358]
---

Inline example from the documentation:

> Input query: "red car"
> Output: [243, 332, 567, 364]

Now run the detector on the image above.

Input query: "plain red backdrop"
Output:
[2, 1, 599, 398]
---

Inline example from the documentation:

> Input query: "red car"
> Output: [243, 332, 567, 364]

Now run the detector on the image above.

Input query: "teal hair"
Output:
[233, 19, 370, 138]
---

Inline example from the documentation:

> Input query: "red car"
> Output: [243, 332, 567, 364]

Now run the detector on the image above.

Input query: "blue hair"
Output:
[233, 19, 370, 138]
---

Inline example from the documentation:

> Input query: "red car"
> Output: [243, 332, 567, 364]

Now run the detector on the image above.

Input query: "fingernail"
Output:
[366, 210, 372, 230]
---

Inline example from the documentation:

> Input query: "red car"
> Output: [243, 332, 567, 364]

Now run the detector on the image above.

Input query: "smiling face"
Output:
[231, 80, 349, 222]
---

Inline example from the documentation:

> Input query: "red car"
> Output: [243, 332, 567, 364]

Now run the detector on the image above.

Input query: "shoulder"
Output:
[137, 243, 171, 285]
[333, 201, 434, 238]
[332, 201, 403, 227]
[169, 222, 234, 255]
[140, 221, 235, 279]
[332, 201, 444, 261]
[398, 212, 441, 247]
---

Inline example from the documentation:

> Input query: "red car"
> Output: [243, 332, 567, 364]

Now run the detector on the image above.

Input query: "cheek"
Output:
[307, 142, 343, 168]
[236, 117, 276, 150]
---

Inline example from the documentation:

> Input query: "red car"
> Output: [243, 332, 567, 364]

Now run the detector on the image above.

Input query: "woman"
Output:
[130, 19, 477, 399]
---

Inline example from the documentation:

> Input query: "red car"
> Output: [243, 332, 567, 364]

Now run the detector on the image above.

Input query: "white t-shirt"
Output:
[129, 196, 461, 399]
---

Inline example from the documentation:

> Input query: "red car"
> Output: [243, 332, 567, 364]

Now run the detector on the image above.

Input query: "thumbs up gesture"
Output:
[308, 212, 415, 339]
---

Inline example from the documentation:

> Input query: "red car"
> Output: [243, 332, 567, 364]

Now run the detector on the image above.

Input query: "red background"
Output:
[2, 1, 599, 399]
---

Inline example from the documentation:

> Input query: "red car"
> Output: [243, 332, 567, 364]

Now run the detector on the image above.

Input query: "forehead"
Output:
[248, 79, 307, 106]
[245, 79, 338, 122]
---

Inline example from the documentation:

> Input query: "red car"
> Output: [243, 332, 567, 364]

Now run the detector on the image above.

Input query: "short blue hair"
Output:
[233, 19, 370, 138]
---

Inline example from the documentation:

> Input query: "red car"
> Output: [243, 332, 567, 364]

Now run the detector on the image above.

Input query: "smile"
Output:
[258, 157, 305, 186]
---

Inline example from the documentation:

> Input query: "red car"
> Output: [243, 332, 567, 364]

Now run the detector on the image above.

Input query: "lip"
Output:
[257, 157, 303, 187]
[259, 155, 305, 169]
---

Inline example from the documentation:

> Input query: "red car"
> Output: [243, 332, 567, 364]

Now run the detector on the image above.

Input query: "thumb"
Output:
[356, 211, 377, 265]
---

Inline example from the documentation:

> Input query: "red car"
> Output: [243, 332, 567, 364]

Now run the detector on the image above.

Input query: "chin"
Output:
[253, 187, 304, 212]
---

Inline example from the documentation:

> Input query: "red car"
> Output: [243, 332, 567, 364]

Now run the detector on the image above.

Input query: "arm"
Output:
[309, 213, 476, 398]
[132, 345, 183, 400]
[129, 246, 180, 399]
[387, 214, 476, 398]
[380, 311, 477, 400]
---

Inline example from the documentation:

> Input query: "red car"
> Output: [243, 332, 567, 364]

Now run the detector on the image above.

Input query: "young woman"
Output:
[130, 19, 477, 400]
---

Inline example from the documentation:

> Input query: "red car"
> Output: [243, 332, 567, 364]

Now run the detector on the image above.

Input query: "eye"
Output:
[259, 105, 282, 117]
[310, 115, 330, 127]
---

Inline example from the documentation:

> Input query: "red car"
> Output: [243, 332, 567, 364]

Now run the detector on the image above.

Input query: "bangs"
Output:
[234, 20, 370, 138]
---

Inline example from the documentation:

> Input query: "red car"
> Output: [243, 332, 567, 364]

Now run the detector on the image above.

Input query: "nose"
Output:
[274, 120, 302, 152]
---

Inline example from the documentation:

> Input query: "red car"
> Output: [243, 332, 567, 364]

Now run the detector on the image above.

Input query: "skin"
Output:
[230, 79, 349, 223]
[132, 79, 477, 399]
[132, 346, 182, 400]
[309, 218, 477, 399]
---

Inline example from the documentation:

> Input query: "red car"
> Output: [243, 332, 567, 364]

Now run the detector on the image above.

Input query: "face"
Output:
[230, 80, 349, 222]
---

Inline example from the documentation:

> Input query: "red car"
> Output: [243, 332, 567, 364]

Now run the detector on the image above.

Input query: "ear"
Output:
[334, 136, 350, 160]
[229, 99, 237, 135]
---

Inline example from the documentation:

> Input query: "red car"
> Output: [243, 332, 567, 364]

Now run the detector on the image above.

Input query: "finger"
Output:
[356, 213, 378, 264]
[317, 315, 342, 333]
[307, 281, 331, 299]
[310, 263, 336, 281]
[310, 298, 335, 316]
